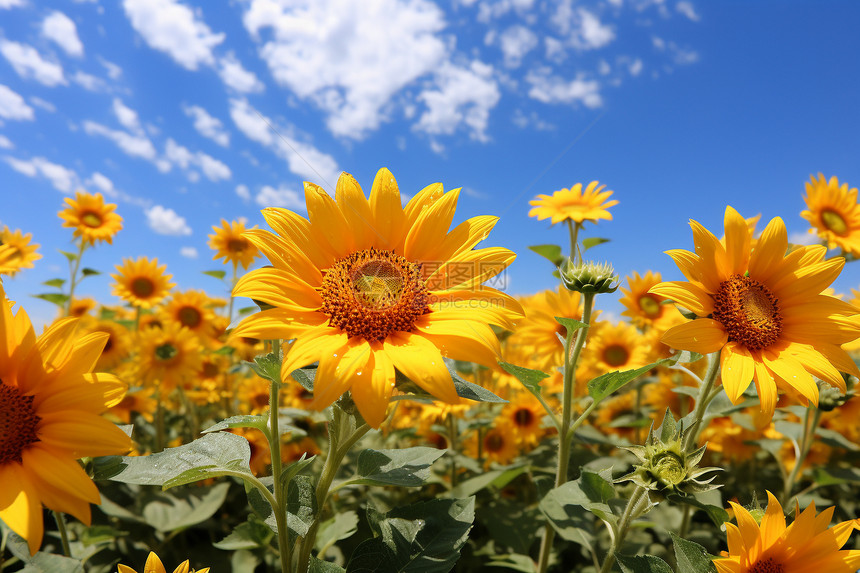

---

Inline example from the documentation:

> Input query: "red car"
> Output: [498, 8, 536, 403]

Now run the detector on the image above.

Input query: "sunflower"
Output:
[136, 322, 202, 392]
[208, 219, 260, 269]
[66, 297, 97, 318]
[499, 391, 546, 447]
[714, 491, 860, 573]
[581, 321, 655, 381]
[650, 206, 860, 419]
[108, 388, 157, 424]
[471, 421, 519, 468]
[118, 551, 210, 573]
[163, 289, 215, 337]
[80, 317, 131, 371]
[58, 191, 123, 245]
[528, 180, 618, 225]
[619, 271, 684, 331]
[801, 173, 860, 256]
[112, 257, 175, 309]
[0, 226, 41, 277]
[231, 168, 522, 427]
[0, 282, 131, 554]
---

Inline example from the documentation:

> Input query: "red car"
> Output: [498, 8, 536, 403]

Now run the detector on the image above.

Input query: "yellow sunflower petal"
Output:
[752, 360, 778, 416]
[310, 340, 370, 412]
[369, 167, 407, 251]
[404, 182, 444, 227]
[336, 172, 376, 251]
[280, 327, 348, 380]
[759, 491, 786, 551]
[749, 216, 788, 282]
[383, 332, 458, 403]
[786, 342, 847, 390]
[305, 182, 354, 256]
[261, 207, 335, 270]
[723, 206, 751, 276]
[37, 412, 132, 457]
[231, 308, 326, 341]
[0, 464, 43, 555]
[720, 342, 755, 403]
[414, 316, 500, 368]
[762, 350, 818, 405]
[244, 229, 322, 285]
[660, 319, 728, 354]
[690, 219, 729, 286]
[649, 281, 714, 317]
[404, 187, 461, 261]
[727, 501, 764, 559]
[233, 268, 321, 311]
[350, 346, 395, 428]
[144, 552, 168, 573]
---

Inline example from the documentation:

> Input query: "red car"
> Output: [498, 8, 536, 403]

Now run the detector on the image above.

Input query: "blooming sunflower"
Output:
[580, 321, 654, 381]
[118, 551, 210, 573]
[500, 391, 546, 447]
[619, 271, 684, 331]
[231, 168, 522, 427]
[163, 289, 215, 337]
[0, 283, 131, 554]
[528, 180, 618, 225]
[58, 191, 123, 245]
[650, 206, 860, 419]
[112, 257, 175, 309]
[208, 219, 260, 269]
[66, 297, 97, 318]
[0, 226, 42, 277]
[471, 421, 519, 468]
[801, 173, 860, 256]
[715, 491, 860, 573]
[80, 317, 131, 371]
[136, 322, 202, 391]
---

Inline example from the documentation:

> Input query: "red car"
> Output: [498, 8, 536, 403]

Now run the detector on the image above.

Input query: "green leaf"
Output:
[203, 270, 227, 280]
[100, 432, 252, 487]
[582, 237, 610, 251]
[291, 367, 316, 392]
[395, 359, 505, 403]
[310, 558, 347, 573]
[5, 531, 84, 573]
[670, 532, 717, 573]
[665, 493, 730, 528]
[79, 525, 128, 546]
[287, 474, 317, 539]
[201, 414, 269, 434]
[528, 244, 565, 267]
[42, 278, 65, 288]
[539, 470, 618, 541]
[249, 352, 282, 385]
[616, 554, 674, 573]
[447, 465, 529, 499]
[279, 453, 318, 492]
[214, 516, 274, 550]
[315, 511, 359, 552]
[666, 350, 705, 366]
[238, 305, 258, 316]
[815, 427, 860, 451]
[350, 447, 446, 488]
[80, 267, 100, 277]
[498, 361, 549, 397]
[32, 293, 69, 307]
[481, 499, 544, 555]
[58, 250, 78, 262]
[555, 316, 587, 336]
[142, 482, 231, 533]
[588, 359, 670, 402]
[346, 498, 475, 573]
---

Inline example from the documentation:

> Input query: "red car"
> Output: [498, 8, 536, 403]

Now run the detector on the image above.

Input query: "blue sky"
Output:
[1, 0, 859, 327]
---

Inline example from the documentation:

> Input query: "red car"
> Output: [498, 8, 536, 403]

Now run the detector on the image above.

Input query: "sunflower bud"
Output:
[817, 379, 851, 412]
[560, 259, 619, 294]
[615, 410, 721, 501]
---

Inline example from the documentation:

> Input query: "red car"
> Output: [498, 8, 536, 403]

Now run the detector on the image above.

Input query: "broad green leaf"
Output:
[279, 453, 318, 491]
[498, 361, 549, 397]
[588, 359, 670, 402]
[616, 554, 674, 573]
[59, 250, 78, 262]
[202, 414, 268, 434]
[310, 558, 347, 573]
[287, 474, 317, 539]
[42, 278, 65, 288]
[528, 244, 565, 266]
[214, 516, 274, 550]
[555, 316, 587, 336]
[142, 482, 231, 532]
[582, 237, 610, 251]
[447, 465, 529, 499]
[32, 293, 69, 307]
[815, 427, 860, 451]
[349, 447, 446, 487]
[813, 466, 860, 485]
[666, 493, 730, 528]
[79, 525, 128, 546]
[250, 352, 282, 385]
[245, 476, 277, 533]
[774, 420, 805, 442]
[670, 532, 717, 573]
[80, 267, 100, 277]
[203, 269, 227, 280]
[315, 511, 360, 552]
[666, 350, 705, 366]
[485, 554, 538, 572]
[539, 470, 618, 539]
[5, 531, 84, 573]
[291, 367, 316, 392]
[481, 499, 545, 555]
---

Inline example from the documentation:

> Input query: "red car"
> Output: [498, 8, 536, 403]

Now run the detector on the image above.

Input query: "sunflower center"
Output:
[639, 295, 663, 318]
[712, 275, 782, 351]
[513, 408, 535, 428]
[178, 306, 202, 328]
[0, 381, 42, 464]
[131, 277, 155, 298]
[81, 211, 103, 228]
[227, 238, 248, 253]
[202, 362, 219, 378]
[485, 432, 505, 453]
[821, 209, 848, 236]
[155, 343, 178, 362]
[320, 248, 429, 342]
[603, 344, 630, 367]
[750, 557, 785, 573]
[103, 334, 114, 353]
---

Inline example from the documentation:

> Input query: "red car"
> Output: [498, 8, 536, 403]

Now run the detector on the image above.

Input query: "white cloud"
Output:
[41, 11, 85, 57]
[0, 40, 66, 86]
[164, 138, 231, 181]
[676, 1, 700, 21]
[165, 138, 193, 168]
[629, 58, 643, 76]
[29, 96, 55, 112]
[183, 104, 229, 146]
[0, 135, 13, 149]
[496, 25, 538, 68]
[122, 0, 225, 70]
[113, 98, 142, 133]
[0, 0, 26, 9]
[145, 205, 192, 235]
[87, 171, 117, 196]
[415, 60, 500, 142]
[196, 152, 231, 181]
[0, 84, 35, 121]
[229, 98, 340, 188]
[83, 120, 158, 160]
[99, 58, 123, 79]
[180, 246, 198, 258]
[789, 230, 821, 247]
[4, 156, 78, 192]
[72, 71, 108, 92]
[235, 183, 250, 201]
[217, 53, 264, 93]
[475, 0, 535, 22]
[256, 184, 303, 209]
[243, 0, 447, 138]
[526, 69, 602, 108]
[573, 8, 615, 50]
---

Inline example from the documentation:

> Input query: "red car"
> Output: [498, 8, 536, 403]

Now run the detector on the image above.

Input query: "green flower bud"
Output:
[560, 259, 619, 294]
[816, 379, 850, 412]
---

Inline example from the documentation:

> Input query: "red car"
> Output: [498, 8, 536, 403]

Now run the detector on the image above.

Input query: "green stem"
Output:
[52, 511, 71, 557]
[781, 407, 822, 505]
[228, 261, 238, 323]
[682, 352, 720, 453]
[155, 385, 165, 453]
[566, 220, 582, 264]
[536, 292, 595, 573]
[599, 487, 648, 573]
[65, 240, 86, 316]
[267, 380, 292, 573]
[447, 413, 458, 487]
[678, 504, 692, 539]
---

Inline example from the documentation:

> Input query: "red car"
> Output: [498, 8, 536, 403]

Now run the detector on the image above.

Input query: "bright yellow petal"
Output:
[404, 188, 460, 261]
[752, 359, 778, 417]
[0, 464, 43, 555]
[723, 206, 751, 276]
[233, 268, 321, 311]
[144, 552, 167, 573]
[244, 229, 322, 285]
[383, 332, 458, 403]
[728, 501, 763, 561]
[230, 309, 327, 341]
[305, 181, 353, 256]
[336, 172, 376, 251]
[350, 346, 395, 428]
[413, 316, 500, 368]
[762, 350, 818, 406]
[261, 207, 335, 270]
[369, 168, 407, 251]
[660, 319, 728, 354]
[749, 216, 788, 283]
[37, 412, 132, 457]
[759, 492, 786, 551]
[280, 327, 348, 380]
[720, 342, 755, 403]
[310, 340, 370, 411]
[649, 281, 714, 316]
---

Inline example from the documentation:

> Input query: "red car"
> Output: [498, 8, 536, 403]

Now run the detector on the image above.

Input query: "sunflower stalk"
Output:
[781, 406, 823, 505]
[64, 239, 87, 316]
[598, 486, 649, 573]
[267, 379, 292, 573]
[681, 351, 720, 453]
[52, 510, 71, 558]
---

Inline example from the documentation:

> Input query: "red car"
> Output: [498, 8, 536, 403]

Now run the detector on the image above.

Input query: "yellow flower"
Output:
[499, 391, 546, 447]
[715, 491, 860, 573]
[80, 317, 131, 371]
[0, 226, 42, 277]
[471, 421, 519, 468]
[208, 219, 260, 269]
[136, 322, 202, 391]
[580, 321, 654, 381]
[111, 257, 175, 309]
[0, 282, 131, 554]
[650, 206, 860, 419]
[619, 271, 684, 331]
[117, 551, 210, 573]
[163, 289, 215, 336]
[528, 180, 618, 225]
[57, 190, 123, 245]
[232, 168, 522, 427]
[801, 173, 860, 256]
[66, 297, 97, 318]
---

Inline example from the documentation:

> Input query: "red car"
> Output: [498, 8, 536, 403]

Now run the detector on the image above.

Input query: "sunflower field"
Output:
[1, 169, 860, 573]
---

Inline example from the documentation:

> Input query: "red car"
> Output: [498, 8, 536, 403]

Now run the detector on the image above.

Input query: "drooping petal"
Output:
[720, 342, 755, 403]
[752, 359, 778, 417]
[310, 340, 370, 412]
[383, 332, 458, 403]
[649, 281, 714, 317]
[660, 319, 728, 354]
[0, 464, 43, 555]
[350, 346, 395, 428]
[413, 315, 500, 368]
[280, 326, 349, 382]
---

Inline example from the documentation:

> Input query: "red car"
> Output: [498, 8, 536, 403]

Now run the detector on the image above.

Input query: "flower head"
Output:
[560, 259, 619, 294]
[117, 551, 210, 573]
[650, 206, 860, 419]
[58, 191, 123, 245]
[529, 180, 618, 225]
[0, 226, 41, 277]
[620, 271, 684, 331]
[0, 283, 131, 554]
[714, 491, 860, 573]
[111, 257, 175, 309]
[801, 173, 860, 256]
[136, 322, 202, 391]
[208, 219, 260, 269]
[232, 168, 522, 427]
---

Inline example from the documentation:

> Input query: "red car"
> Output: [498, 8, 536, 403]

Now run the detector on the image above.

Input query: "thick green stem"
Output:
[682, 352, 720, 453]
[567, 220, 582, 264]
[599, 487, 648, 573]
[65, 241, 86, 316]
[447, 413, 458, 487]
[268, 381, 292, 573]
[52, 511, 71, 557]
[536, 292, 595, 573]
[228, 261, 238, 323]
[781, 406, 822, 505]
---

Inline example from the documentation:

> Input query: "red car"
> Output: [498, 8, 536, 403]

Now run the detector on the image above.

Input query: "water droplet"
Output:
[332, 353, 339, 358]
[356, 371, 363, 376]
